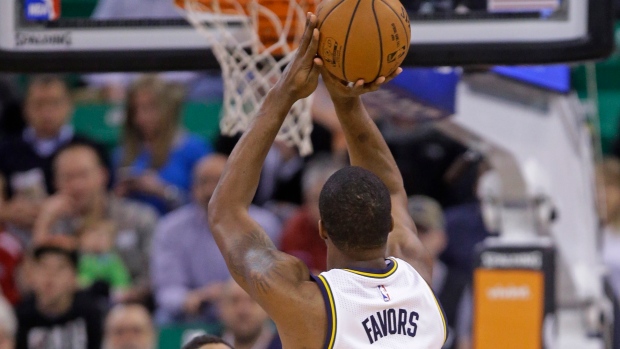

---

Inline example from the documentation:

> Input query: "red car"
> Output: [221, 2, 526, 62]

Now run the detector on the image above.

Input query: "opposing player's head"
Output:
[318, 166, 392, 256]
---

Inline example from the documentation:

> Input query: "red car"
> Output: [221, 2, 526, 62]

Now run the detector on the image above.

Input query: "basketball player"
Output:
[208, 13, 446, 348]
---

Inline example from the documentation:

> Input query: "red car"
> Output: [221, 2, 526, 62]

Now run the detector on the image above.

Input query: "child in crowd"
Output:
[77, 219, 131, 302]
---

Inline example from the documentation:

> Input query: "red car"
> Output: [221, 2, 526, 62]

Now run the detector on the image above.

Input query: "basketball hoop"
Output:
[176, 0, 316, 156]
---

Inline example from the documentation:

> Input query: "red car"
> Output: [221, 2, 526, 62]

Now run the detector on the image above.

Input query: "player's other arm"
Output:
[321, 71, 433, 283]
[208, 15, 323, 319]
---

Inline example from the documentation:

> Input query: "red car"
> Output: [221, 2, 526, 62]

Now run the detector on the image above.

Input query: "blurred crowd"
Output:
[0, 71, 491, 349]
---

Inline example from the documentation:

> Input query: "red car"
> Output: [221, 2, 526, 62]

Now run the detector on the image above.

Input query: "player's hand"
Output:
[275, 13, 323, 103]
[321, 67, 403, 102]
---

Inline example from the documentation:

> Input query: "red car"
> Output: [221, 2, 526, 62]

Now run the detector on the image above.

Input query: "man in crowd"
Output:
[33, 143, 158, 303]
[15, 236, 103, 349]
[218, 279, 281, 349]
[151, 154, 281, 324]
[183, 335, 233, 349]
[103, 303, 156, 349]
[408, 196, 472, 349]
[0, 294, 16, 349]
[279, 156, 341, 272]
[0, 76, 108, 243]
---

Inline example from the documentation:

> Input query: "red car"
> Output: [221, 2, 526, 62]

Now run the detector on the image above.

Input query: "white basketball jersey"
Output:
[314, 257, 446, 349]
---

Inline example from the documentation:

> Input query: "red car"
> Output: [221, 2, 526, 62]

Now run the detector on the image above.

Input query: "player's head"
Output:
[318, 166, 392, 254]
[182, 335, 234, 349]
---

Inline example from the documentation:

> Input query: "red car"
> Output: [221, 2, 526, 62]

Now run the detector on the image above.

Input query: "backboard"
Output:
[0, 0, 614, 72]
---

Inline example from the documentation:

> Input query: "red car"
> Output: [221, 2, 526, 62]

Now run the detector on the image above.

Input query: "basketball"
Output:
[316, 0, 411, 82]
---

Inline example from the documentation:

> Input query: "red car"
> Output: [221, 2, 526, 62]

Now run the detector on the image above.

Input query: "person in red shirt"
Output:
[280, 155, 343, 272]
[0, 230, 22, 305]
[0, 175, 23, 305]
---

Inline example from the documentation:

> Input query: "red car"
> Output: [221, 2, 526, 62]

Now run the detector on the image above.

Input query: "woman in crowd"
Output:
[115, 75, 212, 214]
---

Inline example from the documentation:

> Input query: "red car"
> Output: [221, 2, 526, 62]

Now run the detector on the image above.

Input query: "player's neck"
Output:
[328, 247, 388, 271]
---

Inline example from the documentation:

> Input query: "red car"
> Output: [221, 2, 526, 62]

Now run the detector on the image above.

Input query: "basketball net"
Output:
[177, 0, 316, 155]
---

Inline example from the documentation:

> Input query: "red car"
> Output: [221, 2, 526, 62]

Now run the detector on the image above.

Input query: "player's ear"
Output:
[318, 220, 329, 240]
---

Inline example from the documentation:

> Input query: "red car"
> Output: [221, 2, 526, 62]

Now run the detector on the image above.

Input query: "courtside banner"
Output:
[473, 245, 556, 349]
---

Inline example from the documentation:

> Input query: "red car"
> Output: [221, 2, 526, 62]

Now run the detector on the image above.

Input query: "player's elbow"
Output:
[207, 193, 240, 229]
[207, 195, 225, 226]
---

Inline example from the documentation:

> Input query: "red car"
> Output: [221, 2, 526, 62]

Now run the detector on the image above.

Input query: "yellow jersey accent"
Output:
[343, 258, 399, 278]
[318, 275, 337, 349]
[421, 278, 448, 344]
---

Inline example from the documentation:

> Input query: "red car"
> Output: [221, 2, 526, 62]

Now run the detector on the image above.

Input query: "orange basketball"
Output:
[316, 0, 410, 82]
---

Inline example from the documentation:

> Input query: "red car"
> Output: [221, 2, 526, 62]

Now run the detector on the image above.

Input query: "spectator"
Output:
[15, 236, 103, 349]
[114, 75, 212, 214]
[280, 156, 342, 272]
[77, 220, 131, 301]
[34, 143, 158, 304]
[0, 294, 16, 349]
[183, 335, 233, 349]
[151, 154, 281, 324]
[597, 158, 620, 301]
[408, 196, 472, 349]
[103, 303, 156, 349]
[440, 201, 491, 277]
[218, 279, 281, 349]
[0, 228, 23, 306]
[0, 175, 23, 305]
[0, 75, 108, 243]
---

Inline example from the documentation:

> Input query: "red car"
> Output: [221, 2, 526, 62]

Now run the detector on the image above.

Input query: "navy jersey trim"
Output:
[311, 274, 337, 349]
[343, 258, 398, 279]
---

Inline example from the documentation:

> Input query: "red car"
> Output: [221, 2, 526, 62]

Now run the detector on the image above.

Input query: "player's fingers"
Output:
[298, 13, 317, 54]
[307, 59, 322, 83]
[384, 67, 403, 84]
[364, 76, 386, 91]
[303, 28, 320, 64]
[350, 79, 365, 93]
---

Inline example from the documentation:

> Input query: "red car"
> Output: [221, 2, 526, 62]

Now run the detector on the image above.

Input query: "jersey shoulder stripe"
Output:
[312, 274, 337, 349]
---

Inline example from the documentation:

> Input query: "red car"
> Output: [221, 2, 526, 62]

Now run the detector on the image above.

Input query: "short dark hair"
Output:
[319, 166, 392, 252]
[33, 236, 79, 270]
[183, 335, 234, 349]
[53, 141, 107, 171]
[27, 75, 68, 96]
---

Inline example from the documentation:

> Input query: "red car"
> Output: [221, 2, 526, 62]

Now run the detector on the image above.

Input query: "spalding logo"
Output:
[387, 46, 406, 63]
[322, 37, 341, 67]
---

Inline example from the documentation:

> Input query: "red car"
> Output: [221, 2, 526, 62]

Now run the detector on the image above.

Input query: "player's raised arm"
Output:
[320, 70, 434, 283]
[207, 13, 322, 318]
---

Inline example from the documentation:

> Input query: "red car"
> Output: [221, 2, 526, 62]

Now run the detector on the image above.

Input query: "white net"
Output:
[178, 0, 315, 155]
